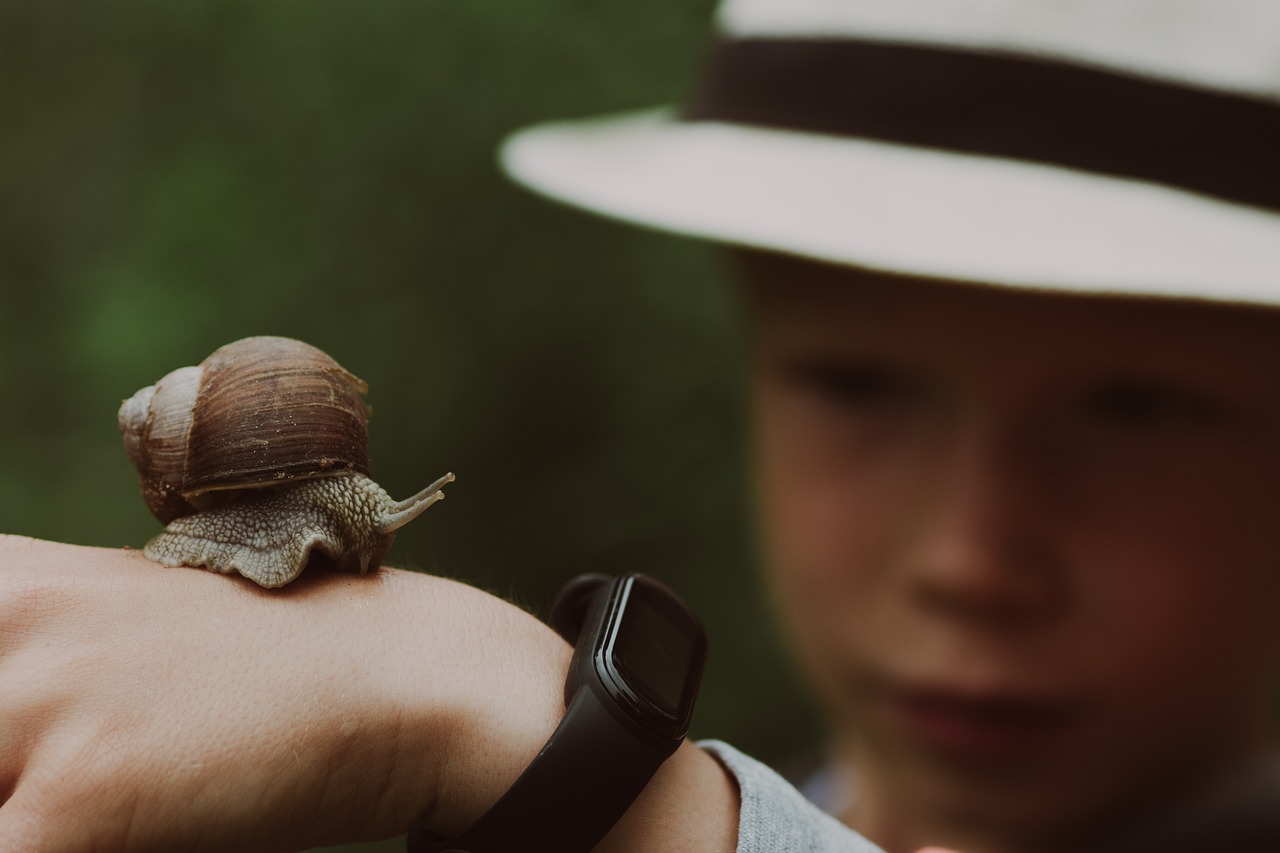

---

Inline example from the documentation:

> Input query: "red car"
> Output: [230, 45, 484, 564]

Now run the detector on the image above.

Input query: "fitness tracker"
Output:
[407, 572, 707, 853]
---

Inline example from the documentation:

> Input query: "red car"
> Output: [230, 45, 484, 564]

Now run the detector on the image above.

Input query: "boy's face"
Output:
[743, 253, 1280, 837]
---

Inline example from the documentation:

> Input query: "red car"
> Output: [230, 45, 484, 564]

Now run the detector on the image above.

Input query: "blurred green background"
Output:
[0, 2, 821, 849]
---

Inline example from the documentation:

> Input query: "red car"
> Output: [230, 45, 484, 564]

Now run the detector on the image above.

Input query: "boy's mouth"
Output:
[875, 681, 1084, 762]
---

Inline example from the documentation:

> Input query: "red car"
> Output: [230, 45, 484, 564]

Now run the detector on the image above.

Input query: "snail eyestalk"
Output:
[377, 472, 456, 534]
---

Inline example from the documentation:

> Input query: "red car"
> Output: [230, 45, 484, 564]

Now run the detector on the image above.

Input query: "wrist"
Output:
[383, 571, 573, 838]
[408, 572, 725, 853]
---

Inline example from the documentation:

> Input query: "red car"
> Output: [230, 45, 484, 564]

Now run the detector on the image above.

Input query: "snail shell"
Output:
[119, 336, 452, 588]
[119, 336, 372, 524]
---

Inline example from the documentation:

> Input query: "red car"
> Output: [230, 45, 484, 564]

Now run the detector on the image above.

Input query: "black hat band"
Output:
[684, 38, 1280, 213]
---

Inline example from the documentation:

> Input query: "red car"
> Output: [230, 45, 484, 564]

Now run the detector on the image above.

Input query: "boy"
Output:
[495, 0, 1280, 845]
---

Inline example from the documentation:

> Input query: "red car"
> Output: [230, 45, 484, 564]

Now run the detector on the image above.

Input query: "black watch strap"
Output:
[407, 685, 668, 853]
[407, 573, 705, 853]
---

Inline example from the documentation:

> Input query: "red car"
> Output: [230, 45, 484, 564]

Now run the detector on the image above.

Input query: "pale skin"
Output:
[0, 538, 738, 851]
[5, 250, 1275, 853]
[742, 251, 1280, 853]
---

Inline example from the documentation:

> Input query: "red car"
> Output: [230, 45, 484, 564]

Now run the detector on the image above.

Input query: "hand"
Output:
[0, 535, 571, 851]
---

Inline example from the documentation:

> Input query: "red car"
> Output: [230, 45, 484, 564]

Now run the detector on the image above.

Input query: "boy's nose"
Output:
[904, 422, 1066, 629]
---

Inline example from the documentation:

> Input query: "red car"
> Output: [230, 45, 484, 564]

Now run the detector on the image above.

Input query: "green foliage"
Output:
[0, 2, 821, 847]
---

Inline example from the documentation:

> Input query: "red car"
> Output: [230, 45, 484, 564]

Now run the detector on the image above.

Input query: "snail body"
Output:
[145, 471, 453, 588]
[120, 336, 452, 588]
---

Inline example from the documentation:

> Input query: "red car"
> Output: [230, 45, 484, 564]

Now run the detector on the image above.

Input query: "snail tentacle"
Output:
[375, 472, 455, 534]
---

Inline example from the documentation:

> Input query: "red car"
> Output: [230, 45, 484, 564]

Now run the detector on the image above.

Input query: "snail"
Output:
[119, 336, 453, 588]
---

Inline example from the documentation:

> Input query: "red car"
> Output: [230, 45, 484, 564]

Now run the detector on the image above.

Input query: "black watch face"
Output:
[598, 575, 706, 738]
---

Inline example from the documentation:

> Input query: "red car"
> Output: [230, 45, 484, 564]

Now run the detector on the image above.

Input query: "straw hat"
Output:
[501, 0, 1280, 304]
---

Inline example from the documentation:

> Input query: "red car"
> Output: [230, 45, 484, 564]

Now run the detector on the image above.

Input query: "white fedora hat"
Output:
[501, 0, 1280, 305]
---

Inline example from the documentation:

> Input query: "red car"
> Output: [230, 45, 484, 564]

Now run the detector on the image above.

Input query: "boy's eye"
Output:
[1082, 378, 1217, 431]
[783, 358, 920, 409]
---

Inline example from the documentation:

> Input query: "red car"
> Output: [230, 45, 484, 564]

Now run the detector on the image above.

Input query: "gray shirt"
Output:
[702, 741, 1280, 853]
[700, 741, 885, 853]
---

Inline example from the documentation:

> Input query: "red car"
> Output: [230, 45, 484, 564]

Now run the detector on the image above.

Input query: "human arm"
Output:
[0, 535, 743, 851]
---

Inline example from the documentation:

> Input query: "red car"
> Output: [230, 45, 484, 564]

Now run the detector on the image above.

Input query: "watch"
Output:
[406, 572, 708, 853]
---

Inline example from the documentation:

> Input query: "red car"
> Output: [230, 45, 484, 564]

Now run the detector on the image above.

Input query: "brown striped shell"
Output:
[119, 336, 372, 524]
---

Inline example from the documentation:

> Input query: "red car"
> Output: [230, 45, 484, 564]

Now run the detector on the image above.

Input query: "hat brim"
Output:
[501, 108, 1280, 305]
